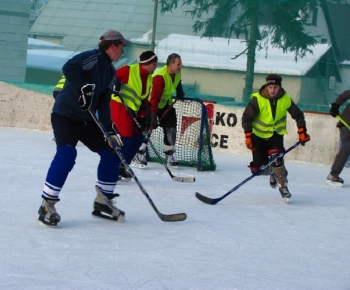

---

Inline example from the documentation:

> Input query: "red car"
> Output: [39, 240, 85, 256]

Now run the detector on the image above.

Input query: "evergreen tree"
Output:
[160, 0, 319, 103]
[30, 0, 48, 27]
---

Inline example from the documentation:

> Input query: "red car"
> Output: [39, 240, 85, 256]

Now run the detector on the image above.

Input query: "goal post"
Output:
[147, 97, 216, 171]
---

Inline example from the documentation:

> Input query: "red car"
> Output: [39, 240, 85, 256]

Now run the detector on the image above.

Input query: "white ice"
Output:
[1, 127, 349, 289]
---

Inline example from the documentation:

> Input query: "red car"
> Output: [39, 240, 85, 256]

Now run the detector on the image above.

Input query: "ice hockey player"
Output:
[38, 30, 131, 226]
[327, 90, 350, 186]
[110, 51, 158, 176]
[242, 74, 310, 202]
[148, 53, 185, 167]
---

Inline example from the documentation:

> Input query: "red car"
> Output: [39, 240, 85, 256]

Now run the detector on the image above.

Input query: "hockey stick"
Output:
[336, 115, 350, 129]
[121, 102, 195, 183]
[196, 141, 301, 205]
[88, 108, 186, 222]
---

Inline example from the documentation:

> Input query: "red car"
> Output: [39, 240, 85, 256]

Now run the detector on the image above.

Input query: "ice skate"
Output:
[166, 154, 178, 167]
[131, 152, 147, 169]
[38, 199, 61, 226]
[92, 186, 125, 222]
[326, 172, 344, 187]
[278, 185, 291, 203]
[118, 164, 132, 182]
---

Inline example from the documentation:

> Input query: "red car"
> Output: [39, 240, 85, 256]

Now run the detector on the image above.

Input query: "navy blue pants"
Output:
[42, 113, 120, 200]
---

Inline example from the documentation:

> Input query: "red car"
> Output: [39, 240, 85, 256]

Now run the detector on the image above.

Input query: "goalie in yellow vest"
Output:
[149, 53, 185, 167]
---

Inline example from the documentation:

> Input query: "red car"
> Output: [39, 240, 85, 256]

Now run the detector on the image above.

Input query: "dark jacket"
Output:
[242, 84, 306, 134]
[334, 90, 350, 128]
[53, 48, 115, 126]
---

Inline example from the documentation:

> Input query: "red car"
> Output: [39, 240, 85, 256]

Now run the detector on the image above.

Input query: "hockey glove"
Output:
[298, 127, 310, 146]
[151, 112, 159, 129]
[78, 83, 95, 111]
[113, 79, 122, 96]
[105, 123, 123, 150]
[329, 103, 340, 117]
[245, 132, 255, 151]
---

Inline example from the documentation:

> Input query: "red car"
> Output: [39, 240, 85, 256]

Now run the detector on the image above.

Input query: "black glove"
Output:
[330, 103, 340, 117]
[137, 116, 147, 132]
[113, 79, 122, 96]
[78, 83, 95, 111]
[176, 85, 185, 101]
[105, 123, 123, 150]
[151, 112, 159, 129]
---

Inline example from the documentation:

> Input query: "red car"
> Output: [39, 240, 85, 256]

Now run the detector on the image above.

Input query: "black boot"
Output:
[119, 165, 132, 182]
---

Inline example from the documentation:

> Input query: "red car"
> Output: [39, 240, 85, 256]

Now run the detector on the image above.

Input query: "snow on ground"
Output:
[1, 127, 349, 290]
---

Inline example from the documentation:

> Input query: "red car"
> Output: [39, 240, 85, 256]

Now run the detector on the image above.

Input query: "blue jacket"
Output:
[53, 48, 115, 126]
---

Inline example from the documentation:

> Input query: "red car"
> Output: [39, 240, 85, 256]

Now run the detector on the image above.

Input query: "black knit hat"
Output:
[139, 51, 158, 65]
[266, 74, 282, 86]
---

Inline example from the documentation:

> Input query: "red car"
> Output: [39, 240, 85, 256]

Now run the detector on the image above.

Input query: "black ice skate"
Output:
[38, 199, 61, 226]
[118, 165, 132, 182]
[278, 185, 291, 203]
[92, 186, 125, 222]
[326, 171, 344, 187]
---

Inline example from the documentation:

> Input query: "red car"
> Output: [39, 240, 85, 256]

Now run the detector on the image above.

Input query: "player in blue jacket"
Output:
[38, 30, 131, 226]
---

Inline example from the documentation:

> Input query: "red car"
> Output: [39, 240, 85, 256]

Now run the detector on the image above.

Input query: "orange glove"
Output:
[245, 132, 255, 150]
[298, 127, 310, 146]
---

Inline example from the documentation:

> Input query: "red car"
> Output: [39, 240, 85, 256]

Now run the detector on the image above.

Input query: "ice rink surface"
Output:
[1, 127, 349, 289]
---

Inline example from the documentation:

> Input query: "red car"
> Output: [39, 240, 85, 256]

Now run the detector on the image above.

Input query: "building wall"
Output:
[305, 5, 331, 44]
[0, 0, 30, 82]
[336, 66, 350, 94]
[180, 67, 303, 104]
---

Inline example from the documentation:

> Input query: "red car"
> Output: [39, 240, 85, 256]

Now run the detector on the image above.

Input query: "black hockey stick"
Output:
[88, 109, 187, 222]
[121, 102, 195, 183]
[196, 141, 301, 205]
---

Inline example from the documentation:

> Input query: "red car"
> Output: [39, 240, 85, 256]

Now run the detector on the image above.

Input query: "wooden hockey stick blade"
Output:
[172, 176, 196, 183]
[158, 212, 187, 222]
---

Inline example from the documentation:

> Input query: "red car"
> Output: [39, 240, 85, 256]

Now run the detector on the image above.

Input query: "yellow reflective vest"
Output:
[53, 75, 66, 93]
[111, 64, 152, 112]
[151, 65, 181, 109]
[251, 92, 292, 138]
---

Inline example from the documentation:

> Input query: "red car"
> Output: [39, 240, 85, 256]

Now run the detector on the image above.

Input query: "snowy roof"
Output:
[29, 0, 212, 51]
[26, 38, 135, 72]
[27, 35, 331, 76]
[27, 49, 80, 71]
[155, 34, 331, 76]
[28, 37, 65, 49]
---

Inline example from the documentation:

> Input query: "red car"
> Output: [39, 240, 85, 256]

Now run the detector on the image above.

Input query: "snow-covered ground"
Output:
[1, 127, 349, 289]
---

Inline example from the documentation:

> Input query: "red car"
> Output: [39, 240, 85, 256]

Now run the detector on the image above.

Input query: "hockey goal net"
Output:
[148, 97, 216, 171]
